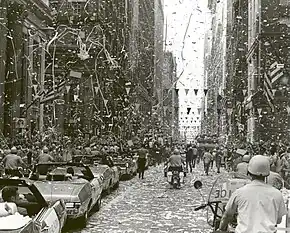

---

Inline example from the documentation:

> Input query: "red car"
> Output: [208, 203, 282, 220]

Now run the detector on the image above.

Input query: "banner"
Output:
[135, 103, 140, 111]
[104, 99, 108, 106]
[65, 85, 71, 93]
[33, 85, 38, 94]
[94, 86, 99, 95]
[164, 106, 168, 115]
[125, 87, 130, 95]
[227, 108, 232, 116]
[242, 89, 247, 96]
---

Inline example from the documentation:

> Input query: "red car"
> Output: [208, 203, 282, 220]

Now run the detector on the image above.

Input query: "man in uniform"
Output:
[2, 147, 25, 177]
[219, 155, 286, 232]
[234, 154, 251, 178]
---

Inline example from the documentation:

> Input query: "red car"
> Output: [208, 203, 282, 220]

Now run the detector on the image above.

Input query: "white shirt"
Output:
[225, 180, 286, 233]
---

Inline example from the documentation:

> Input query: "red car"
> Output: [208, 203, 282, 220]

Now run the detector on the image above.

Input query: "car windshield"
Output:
[35, 164, 91, 180]
[0, 184, 41, 218]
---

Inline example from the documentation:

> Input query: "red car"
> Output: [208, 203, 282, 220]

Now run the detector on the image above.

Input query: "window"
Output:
[72, 2, 85, 15]
[280, 0, 290, 5]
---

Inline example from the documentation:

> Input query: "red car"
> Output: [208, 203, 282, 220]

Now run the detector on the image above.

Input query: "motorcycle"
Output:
[167, 168, 184, 189]
[193, 173, 290, 233]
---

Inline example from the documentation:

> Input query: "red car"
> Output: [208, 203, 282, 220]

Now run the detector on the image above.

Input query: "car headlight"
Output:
[65, 203, 74, 208]
[66, 202, 81, 208]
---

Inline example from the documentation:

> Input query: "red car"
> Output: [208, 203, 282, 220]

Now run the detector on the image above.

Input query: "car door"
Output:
[90, 177, 102, 205]
[33, 205, 61, 233]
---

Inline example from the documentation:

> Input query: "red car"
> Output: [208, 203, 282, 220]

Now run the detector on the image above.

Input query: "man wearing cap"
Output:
[2, 147, 25, 176]
[219, 155, 286, 233]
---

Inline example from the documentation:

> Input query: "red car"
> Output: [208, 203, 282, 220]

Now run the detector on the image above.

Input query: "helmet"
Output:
[11, 146, 17, 154]
[173, 149, 180, 155]
[43, 146, 49, 153]
[248, 155, 270, 177]
[242, 154, 251, 163]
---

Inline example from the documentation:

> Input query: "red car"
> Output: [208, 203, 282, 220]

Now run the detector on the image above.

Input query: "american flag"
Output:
[269, 61, 284, 84]
[263, 71, 275, 111]
[263, 61, 284, 111]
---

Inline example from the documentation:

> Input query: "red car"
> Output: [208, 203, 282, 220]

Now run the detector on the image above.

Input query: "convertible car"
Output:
[30, 162, 102, 225]
[0, 178, 66, 233]
[72, 154, 120, 195]
[112, 156, 137, 180]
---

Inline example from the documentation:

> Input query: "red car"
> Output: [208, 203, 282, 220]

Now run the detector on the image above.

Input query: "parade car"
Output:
[30, 162, 102, 225]
[89, 165, 119, 195]
[0, 178, 67, 233]
[112, 156, 137, 180]
[72, 154, 120, 195]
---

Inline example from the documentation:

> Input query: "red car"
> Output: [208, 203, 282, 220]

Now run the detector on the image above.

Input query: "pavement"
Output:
[64, 163, 226, 233]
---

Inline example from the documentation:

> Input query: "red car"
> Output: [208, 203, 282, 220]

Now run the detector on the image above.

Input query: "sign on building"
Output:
[15, 118, 26, 129]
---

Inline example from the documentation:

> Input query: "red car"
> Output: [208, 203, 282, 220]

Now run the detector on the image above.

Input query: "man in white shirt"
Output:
[219, 155, 286, 233]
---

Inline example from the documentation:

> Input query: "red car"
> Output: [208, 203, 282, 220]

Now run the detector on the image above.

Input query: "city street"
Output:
[64, 164, 221, 233]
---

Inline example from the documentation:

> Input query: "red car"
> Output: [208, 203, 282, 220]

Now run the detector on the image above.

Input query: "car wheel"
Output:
[113, 181, 119, 189]
[105, 186, 111, 195]
[95, 198, 101, 211]
[79, 211, 88, 227]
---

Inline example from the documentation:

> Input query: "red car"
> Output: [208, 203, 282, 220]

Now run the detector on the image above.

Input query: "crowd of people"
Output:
[2, 129, 290, 232]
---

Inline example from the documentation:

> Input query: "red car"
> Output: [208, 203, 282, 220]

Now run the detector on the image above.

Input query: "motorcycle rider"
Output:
[168, 148, 183, 173]
[218, 155, 286, 233]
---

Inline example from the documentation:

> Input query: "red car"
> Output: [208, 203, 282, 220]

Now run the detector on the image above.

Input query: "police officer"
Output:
[219, 155, 286, 232]
[2, 147, 25, 176]
[234, 154, 251, 178]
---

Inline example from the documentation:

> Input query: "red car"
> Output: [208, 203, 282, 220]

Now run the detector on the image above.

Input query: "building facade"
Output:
[0, 0, 52, 140]
[46, 0, 165, 141]
[246, 0, 290, 143]
[204, 0, 290, 144]
[202, 0, 229, 142]
[162, 52, 179, 143]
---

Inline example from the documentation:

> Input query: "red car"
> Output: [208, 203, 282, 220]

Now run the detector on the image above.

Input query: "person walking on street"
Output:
[137, 145, 148, 179]
[203, 148, 212, 176]
[186, 145, 193, 172]
[215, 147, 222, 173]
[192, 145, 198, 168]
[210, 148, 215, 170]
[218, 155, 286, 232]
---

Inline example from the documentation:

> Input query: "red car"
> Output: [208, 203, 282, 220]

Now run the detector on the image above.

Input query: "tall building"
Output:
[162, 52, 178, 143]
[154, 0, 165, 106]
[0, 0, 52, 139]
[246, 0, 290, 143]
[205, 0, 290, 144]
[47, 0, 165, 140]
[202, 0, 229, 142]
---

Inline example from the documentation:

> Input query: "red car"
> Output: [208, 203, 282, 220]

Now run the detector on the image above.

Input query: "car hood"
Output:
[90, 165, 108, 174]
[34, 181, 85, 203]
